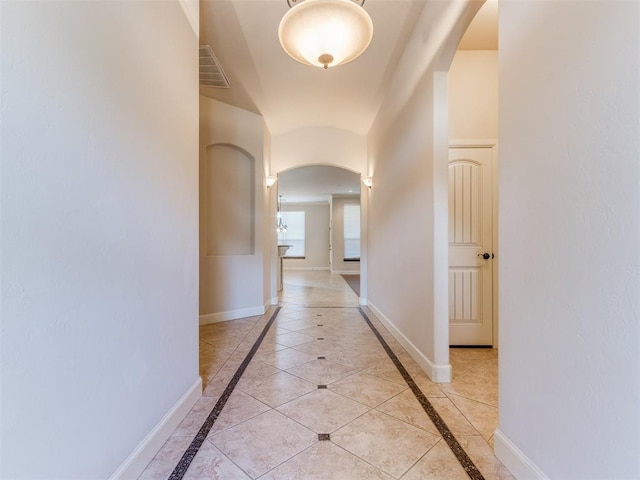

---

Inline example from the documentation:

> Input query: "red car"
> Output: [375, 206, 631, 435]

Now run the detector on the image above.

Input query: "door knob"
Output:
[478, 252, 492, 260]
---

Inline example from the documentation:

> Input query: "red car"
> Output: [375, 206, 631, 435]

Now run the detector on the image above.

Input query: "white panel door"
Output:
[448, 147, 493, 345]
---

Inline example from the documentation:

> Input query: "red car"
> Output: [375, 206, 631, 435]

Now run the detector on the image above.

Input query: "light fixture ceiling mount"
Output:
[279, 0, 373, 70]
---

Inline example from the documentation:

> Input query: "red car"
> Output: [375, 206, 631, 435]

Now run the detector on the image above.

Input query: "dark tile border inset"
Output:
[357, 308, 485, 480]
[168, 307, 282, 480]
[318, 433, 330, 441]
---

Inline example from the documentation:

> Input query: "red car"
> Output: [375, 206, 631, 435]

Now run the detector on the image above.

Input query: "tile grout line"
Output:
[168, 307, 282, 480]
[200, 318, 264, 388]
[357, 307, 486, 480]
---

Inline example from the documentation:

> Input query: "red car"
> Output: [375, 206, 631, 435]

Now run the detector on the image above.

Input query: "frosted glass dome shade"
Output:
[279, 0, 373, 69]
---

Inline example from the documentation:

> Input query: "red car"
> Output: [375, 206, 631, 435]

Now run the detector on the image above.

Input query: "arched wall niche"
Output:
[203, 143, 256, 256]
[199, 95, 267, 324]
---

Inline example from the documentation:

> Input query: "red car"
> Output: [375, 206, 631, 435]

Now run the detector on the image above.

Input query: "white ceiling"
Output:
[200, 0, 428, 135]
[200, 0, 497, 199]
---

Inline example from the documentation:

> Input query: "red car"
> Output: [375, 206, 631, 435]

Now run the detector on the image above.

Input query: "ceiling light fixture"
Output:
[278, 0, 373, 70]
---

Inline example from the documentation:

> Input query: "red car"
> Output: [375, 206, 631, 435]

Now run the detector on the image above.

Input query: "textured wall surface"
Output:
[498, 1, 640, 477]
[1, 1, 199, 477]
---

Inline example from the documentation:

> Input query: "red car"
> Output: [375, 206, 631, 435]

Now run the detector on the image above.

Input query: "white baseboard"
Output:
[270, 297, 279, 306]
[109, 377, 202, 480]
[332, 270, 361, 275]
[200, 305, 266, 325]
[493, 429, 549, 480]
[367, 302, 451, 383]
[359, 297, 368, 306]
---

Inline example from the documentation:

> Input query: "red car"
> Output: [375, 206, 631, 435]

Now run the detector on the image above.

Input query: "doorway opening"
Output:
[447, 0, 498, 348]
[276, 165, 363, 306]
[439, 0, 500, 451]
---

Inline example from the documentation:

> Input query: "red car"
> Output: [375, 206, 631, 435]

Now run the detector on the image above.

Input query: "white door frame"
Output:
[449, 140, 498, 348]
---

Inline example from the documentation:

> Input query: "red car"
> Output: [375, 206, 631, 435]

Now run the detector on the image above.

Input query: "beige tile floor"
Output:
[140, 271, 513, 479]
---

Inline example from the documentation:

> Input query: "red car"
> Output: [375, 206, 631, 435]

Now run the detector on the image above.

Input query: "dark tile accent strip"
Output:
[318, 433, 330, 441]
[357, 308, 485, 480]
[168, 307, 282, 480]
[317, 385, 327, 389]
[317, 337, 324, 340]
[317, 356, 326, 360]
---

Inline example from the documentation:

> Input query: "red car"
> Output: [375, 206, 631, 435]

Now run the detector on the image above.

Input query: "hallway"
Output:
[140, 272, 511, 479]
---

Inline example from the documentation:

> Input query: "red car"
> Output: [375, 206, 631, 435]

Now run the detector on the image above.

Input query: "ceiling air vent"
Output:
[199, 45, 230, 88]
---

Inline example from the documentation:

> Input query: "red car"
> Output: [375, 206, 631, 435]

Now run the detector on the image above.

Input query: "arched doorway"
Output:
[273, 165, 367, 307]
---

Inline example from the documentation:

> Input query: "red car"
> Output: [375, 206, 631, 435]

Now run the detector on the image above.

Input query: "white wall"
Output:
[359, 184, 370, 304]
[203, 145, 255, 256]
[331, 196, 361, 273]
[271, 127, 367, 174]
[199, 97, 268, 323]
[496, 1, 640, 478]
[367, 72, 440, 374]
[0, 1, 199, 478]
[449, 50, 498, 141]
[264, 127, 278, 304]
[366, 0, 480, 382]
[282, 203, 330, 270]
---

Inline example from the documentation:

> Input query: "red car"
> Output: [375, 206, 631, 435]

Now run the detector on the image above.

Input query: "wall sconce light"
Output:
[361, 176, 372, 188]
[266, 176, 277, 188]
